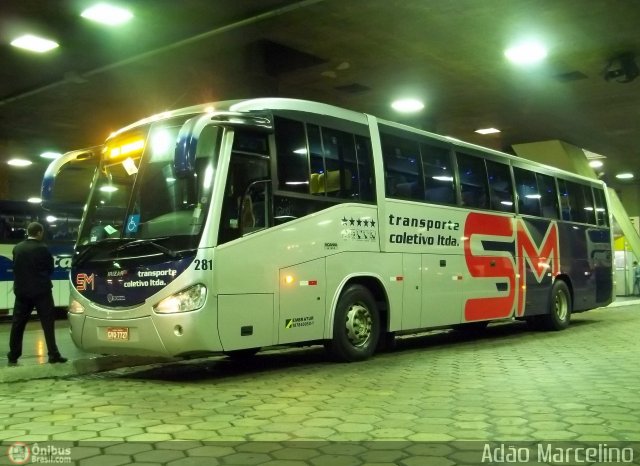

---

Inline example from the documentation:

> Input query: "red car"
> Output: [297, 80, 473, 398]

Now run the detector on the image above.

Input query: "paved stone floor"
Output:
[0, 302, 639, 465]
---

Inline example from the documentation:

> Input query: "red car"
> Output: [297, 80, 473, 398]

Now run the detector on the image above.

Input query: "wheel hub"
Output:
[345, 303, 372, 347]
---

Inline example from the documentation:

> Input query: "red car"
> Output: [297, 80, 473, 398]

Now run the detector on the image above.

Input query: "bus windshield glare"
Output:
[77, 118, 220, 253]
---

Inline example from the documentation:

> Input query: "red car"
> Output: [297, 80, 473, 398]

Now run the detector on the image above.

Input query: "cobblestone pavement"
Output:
[1, 303, 639, 465]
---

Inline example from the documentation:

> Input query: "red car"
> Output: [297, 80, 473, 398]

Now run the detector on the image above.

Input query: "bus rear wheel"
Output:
[538, 280, 572, 331]
[325, 284, 380, 362]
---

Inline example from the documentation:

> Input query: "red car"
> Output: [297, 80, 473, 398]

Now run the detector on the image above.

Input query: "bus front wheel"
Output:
[325, 284, 380, 362]
[538, 280, 572, 331]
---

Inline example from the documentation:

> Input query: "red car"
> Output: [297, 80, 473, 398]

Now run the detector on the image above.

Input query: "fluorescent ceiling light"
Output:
[27, 197, 42, 204]
[615, 173, 634, 180]
[504, 41, 547, 65]
[475, 127, 501, 135]
[588, 160, 603, 168]
[40, 151, 62, 159]
[391, 98, 425, 113]
[99, 185, 118, 192]
[7, 158, 33, 167]
[81, 3, 133, 26]
[10, 34, 59, 53]
[46, 216, 57, 223]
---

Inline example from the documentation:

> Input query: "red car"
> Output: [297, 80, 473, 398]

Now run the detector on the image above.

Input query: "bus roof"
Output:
[109, 97, 606, 188]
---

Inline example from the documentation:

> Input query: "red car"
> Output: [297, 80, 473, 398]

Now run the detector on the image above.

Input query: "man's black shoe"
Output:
[48, 356, 68, 364]
[8, 359, 18, 367]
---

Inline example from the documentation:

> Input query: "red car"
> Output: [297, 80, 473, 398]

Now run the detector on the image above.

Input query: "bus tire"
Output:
[540, 280, 572, 331]
[325, 284, 380, 362]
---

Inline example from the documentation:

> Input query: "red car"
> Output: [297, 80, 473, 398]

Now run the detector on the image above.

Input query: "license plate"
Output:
[106, 327, 129, 341]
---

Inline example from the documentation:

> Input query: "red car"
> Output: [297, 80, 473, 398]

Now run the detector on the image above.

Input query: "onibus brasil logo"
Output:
[7, 442, 72, 464]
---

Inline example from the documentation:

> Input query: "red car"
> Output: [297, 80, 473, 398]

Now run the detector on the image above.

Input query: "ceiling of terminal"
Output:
[1, 0, 639, 203]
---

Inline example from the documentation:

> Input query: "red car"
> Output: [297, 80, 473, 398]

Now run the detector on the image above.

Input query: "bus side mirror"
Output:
[41, 148, 98, 209]
[175, 111, 273, 178]
[174, 114, 215, 178]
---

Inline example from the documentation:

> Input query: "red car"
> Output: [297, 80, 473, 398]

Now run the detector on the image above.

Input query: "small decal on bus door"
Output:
[285, 316, 315, 328]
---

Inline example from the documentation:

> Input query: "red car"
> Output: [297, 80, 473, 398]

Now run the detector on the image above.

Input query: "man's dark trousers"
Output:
[8, 292, 61, 360]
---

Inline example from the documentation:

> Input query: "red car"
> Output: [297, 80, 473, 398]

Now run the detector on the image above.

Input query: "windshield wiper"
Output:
[115, 238, 180, 258]
[73, 238, 129, 266]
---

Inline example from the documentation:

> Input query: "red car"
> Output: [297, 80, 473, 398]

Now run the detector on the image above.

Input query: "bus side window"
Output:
[513, 167, 541, 217]
[355, 136, 375, 201]
[456, 152, 489, 209]
[485, 160, 514, 212]
[380, 131, 424, 201]
[421, 142, 456, 205]
[557, 179, 572, 221]
[536, 172, 559, 219]
[275, 117, 309, 194]
[593, 188, 609, 226]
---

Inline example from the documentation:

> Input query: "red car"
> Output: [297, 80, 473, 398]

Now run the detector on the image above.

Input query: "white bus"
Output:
[44, 98, 613, 361]
[0, 201, 78, 316]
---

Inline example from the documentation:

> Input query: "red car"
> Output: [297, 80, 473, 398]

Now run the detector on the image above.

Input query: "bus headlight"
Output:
[68, 300, 85, 314]
[153, 284, 207, 314]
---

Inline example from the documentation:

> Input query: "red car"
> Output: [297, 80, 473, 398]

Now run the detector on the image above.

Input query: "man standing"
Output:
[7, 222, 67, 365]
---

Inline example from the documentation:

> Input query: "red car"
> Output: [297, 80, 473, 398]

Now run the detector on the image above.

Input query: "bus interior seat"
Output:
[426, 186, 454, 204]
[395, 181, 419, 198]
[310, 170, 350, 195]
[310, 173, 321, 194]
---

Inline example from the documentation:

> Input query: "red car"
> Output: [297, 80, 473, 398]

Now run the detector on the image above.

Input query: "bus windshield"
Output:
[77, 118, 220, 253]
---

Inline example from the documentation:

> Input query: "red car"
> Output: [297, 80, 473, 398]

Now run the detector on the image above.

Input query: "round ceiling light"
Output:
[504, 41, 547, 65]
[7, 158, 33, 167]
[391, 98, 425, 113]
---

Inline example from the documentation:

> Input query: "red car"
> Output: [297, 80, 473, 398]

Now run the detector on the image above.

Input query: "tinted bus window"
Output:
[457, 153, 489, 209]
[486, 160, 514, 213]
[537, 173, 559, 219]
[558, 179, 595, 224]
[381, 132, 424, 201]
[307, 124, 325, 195]
[580, 183, 597, 225]
[275, 117, 309, 193]
[593, 188, 609, 226]
[514, 168, 541, 216]
[558, 179, 571, 221]
[322, 127, 358, 199]
[421, 143, 456, 205]
[275, 117, 374, 202]
[355, 136, 375, 201]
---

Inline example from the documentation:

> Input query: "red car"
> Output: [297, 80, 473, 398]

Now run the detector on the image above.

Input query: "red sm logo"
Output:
[463, 212, 560, 321]
[76, 273, 95, 291]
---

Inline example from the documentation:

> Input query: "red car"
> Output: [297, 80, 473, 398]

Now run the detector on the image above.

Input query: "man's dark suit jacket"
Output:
[12, 238, 54, 298]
